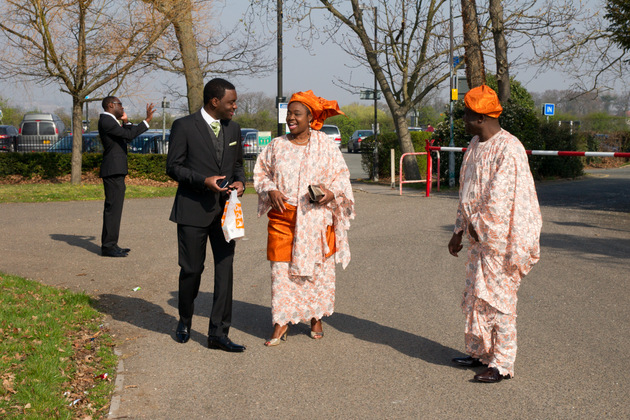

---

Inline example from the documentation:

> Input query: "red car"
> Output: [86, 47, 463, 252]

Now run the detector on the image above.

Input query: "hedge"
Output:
[0, 153, 170, 182]
[433, 99, 584, 182]
[359, 131, 433, 179]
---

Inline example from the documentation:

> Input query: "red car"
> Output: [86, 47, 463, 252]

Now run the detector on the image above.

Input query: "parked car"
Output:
[240, 128, 258, 141]
[18, 113, 68, 152]
[47, 132, 103, 153]
[409, 125, 434, 132]
[0, 125, 19, 152]
[320, 124, 342, 148]
[349, 130, 374, 153]
[129, 130, 169, 154]
[240, 128, 261, 158]
[242, 131, 265, 158]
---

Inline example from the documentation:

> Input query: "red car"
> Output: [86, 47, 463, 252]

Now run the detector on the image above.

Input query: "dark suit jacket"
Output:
[166, 110, 245, 227]
[98, 114, 149, 177]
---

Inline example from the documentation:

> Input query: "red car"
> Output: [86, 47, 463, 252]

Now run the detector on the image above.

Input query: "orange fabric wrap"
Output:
[464, 85, 503, 118]
[267, 203, 335, 262]
[288, 90, 345, 130]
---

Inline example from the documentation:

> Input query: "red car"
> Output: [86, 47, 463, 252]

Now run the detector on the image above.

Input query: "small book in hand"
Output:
[308, 185, 325, 202]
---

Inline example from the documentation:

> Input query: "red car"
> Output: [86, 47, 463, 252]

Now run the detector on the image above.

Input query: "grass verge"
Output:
[0, 273, 117, 419]
[0, 183, 177, 203]
[0, 183, 256, 203]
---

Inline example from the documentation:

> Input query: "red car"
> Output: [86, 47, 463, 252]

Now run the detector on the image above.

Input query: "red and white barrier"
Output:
[398, 140, 630, 197]
[430, 146, 630, 158]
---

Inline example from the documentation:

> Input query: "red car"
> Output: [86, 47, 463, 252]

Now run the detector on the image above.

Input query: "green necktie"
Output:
[210, 121, 220, 137]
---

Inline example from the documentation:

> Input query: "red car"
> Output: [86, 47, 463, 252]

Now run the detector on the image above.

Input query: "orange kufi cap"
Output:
[464, 85, 503, 118]
[288, 90, 345, 130]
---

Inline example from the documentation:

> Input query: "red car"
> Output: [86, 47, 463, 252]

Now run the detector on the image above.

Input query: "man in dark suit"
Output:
[166, 78, 246, 352]
[99, 96, 155, 257]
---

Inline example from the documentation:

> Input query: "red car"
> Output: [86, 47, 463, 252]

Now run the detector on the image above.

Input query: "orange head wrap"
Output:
[464, 85, 503, 118]
[288, 90, 345, 130]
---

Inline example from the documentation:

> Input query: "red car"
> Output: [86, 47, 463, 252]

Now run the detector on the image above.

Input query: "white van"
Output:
[18, 113, 68, 152]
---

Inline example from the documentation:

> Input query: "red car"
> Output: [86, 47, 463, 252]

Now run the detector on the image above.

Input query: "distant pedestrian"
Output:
[254, 90, 355, 346]
[166, 78, 246, 352]
[448, 85, 542, 382]
[99, 96, 155, 258]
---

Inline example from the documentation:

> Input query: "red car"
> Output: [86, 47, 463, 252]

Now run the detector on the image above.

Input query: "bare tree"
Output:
[504, 0, 627, 96]
[236, 92, 276, 115]
[249, 0, 598, 178]
[460, 0, 486, 88]
[143, 0, 273, 113]
[250, 0, 457, 180]
[488, 0, 509, 102]
[0, 0, 170, 184]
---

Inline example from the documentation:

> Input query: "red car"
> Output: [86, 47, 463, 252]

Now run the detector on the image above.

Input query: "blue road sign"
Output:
[544, 103, 555, 116]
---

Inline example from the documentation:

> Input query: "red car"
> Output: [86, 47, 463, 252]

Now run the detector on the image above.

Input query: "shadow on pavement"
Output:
[96, 291, 458, 365]
[540, 232, 630, 260]
[97, 292, 273, 345]
[327, 312, 458, 366]
[50, 233, 100, 255]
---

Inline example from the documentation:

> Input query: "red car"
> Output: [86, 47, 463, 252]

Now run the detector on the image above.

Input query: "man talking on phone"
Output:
[166, 78, 246, 352]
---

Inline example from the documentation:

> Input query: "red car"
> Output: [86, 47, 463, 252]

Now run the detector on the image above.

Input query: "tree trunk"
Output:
[171, 4, 204, 113]
[71, 99, 84, 185]
[489, 0, 510, 103]
[460, 0, 486, 88]
[393, 112, 421, 181]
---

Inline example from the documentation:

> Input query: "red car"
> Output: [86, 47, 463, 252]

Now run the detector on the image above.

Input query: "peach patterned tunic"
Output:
[455, 129, 542, 315]
[254, 131, 355, 325]
[455, 129, 542, 376]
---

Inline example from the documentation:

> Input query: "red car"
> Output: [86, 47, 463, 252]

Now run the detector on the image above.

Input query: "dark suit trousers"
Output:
[101, 175, 126, 251]
[177, 217, 236, 338]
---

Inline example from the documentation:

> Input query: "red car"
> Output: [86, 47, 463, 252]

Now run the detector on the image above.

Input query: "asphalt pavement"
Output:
[0, 161, 628, 419]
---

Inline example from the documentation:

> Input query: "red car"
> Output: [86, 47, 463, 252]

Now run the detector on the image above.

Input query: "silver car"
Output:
[242, 129, 263, 158]
[320, 124, 342, 149]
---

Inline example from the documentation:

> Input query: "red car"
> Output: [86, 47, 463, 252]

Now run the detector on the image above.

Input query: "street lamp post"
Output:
[161, 97, 170, 151]
[372, 6, 378, 182]
[276, 0, 286, 138]
[448, 0, 455, 187]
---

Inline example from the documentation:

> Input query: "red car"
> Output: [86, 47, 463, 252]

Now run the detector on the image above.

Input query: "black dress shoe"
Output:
[101, 248, 128, 258]
[452, 356, 484, 367]
[474, 367, 510, 383]
[207, 336, 246, 352]
[175, 321, 190, 343]
[115, 246, 131, 253]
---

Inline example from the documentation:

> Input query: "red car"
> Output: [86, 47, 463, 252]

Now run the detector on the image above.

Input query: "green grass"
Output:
[0, 273, 117, 419]
[0, 183, 256, 203]
[0, 183, 177, 203]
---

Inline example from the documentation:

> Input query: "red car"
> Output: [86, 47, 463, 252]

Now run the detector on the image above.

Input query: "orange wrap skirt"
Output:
[267, 203, 336, 262]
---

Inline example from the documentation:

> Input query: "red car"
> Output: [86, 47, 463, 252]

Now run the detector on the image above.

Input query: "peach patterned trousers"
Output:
[464, 297, 517, 377]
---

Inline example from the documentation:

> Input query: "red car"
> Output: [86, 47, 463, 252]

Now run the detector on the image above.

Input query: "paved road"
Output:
[0, 166, 628, 419]
[343, 150, 370, 180]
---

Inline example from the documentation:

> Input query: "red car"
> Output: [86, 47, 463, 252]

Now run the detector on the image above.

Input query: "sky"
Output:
[0, 0, 599, 116]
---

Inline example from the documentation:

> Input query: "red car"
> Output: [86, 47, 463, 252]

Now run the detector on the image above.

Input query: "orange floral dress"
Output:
[254, 131, 355, 326]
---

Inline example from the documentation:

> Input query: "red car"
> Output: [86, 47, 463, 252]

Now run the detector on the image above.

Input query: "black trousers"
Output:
[101, 175, 126, 251]
[177, 217, 236, 338]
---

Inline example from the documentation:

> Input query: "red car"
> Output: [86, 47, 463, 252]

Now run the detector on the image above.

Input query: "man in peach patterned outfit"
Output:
[448, 85, 542, 383]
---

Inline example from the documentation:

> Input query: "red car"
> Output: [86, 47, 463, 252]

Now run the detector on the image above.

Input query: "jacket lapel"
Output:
[193, 111, 219, 167]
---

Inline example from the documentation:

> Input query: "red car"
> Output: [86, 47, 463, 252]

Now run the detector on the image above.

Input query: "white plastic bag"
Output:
[221, 189, 245, 242]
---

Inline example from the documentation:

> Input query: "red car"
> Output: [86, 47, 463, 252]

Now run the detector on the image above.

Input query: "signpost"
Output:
[258, 131, 272, 146]
[543, 103, 555, 122]
[278, 102, 288, 133]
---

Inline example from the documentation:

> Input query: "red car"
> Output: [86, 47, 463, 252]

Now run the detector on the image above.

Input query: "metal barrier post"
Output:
[399, 152, 428, 196]
[390, 149, 395, 189]
[425, 140, 432, 197]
